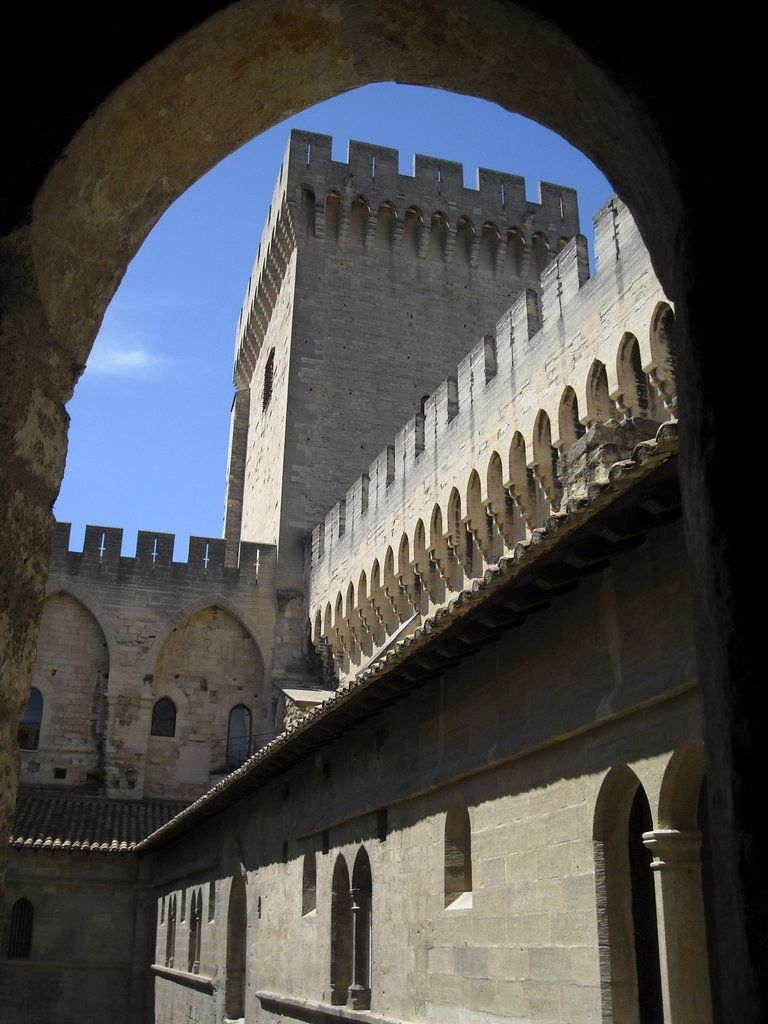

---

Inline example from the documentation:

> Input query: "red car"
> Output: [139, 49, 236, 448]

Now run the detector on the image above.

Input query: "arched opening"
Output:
[18, 688, 43, 751]
[165, 894, 177, 968]
[302, 843, 317, 916]
[301, 185, 316, 238]
[531, 231, 550, 276]
[558, 385, 585, 451]
[403, 207, 422, 257]
[2, 898, 33, 960]
[649, 302, 677, 417]
[444, 794, 472, 908]
[349, 847, 373, 1010]
[148, 606, 264, 798]
[586, 360, 613, 426]
[506, 227, 524, 277]
[532, 408, 560, 514]
[225, 870, 247, 1020]
[594, 766, 663, 1023]
[455, 217, 474, 265]
[480, 222, 499, 272]
[330, 854, 353, 1005]
[427, 211, 448, 261]
[187, 888, 202, 974]
[349, 195, 369, 246]
[617, 333, 651, 420]
[226, 704, 252, 768]
[653, 742, 716, 1022]
[375, 201, 396, 249]
[150, 696, 176, 737]
[324, 192, 341, 241]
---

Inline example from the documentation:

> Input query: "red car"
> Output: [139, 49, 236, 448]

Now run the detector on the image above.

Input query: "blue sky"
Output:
[55, 84, 611, 558]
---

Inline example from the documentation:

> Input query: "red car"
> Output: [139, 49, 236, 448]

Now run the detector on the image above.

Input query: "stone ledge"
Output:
[256, 990, 412, 1023]
[151, 963, 216, 992]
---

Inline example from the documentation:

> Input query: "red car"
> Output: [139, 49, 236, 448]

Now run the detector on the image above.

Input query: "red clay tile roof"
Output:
[9, 789, 189, 855]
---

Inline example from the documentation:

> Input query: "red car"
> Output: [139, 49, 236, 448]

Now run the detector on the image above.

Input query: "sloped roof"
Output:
[136, 423, 681, 854]
[9, 789, 189, 855]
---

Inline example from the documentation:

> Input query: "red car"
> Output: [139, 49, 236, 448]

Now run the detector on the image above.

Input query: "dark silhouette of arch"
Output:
[225, 870, 247, 1019]
[187, 888, 202, 973]
[330, 855, 352, 1005]
[349, 195, 369, 246]
[150, 696, 176, 737]
[375, 202, 396, 249]
[403, 207, 422, 257]
[456, 216, 474, 264]
[617, 333, 650, 419]
[427, 211, 447, 261]
[349, 847, 373, 1010]
[594, 766, 663, 1023]
[444, 795, 472, 907]
[18, 687, 43, 750]
[587, 360, 613, 425]
[2, 898, 33, 959]
[558, 385, 585, 450]
[165, 894, 176, 968]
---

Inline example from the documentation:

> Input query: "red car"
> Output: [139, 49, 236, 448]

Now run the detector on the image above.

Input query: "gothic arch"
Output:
[225, 868, 247, 1019]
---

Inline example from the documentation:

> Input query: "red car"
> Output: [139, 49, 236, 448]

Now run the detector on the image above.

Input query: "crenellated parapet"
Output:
[233, 129, 580, 388]
[308, 198, 678, 681]
[51, 522, 275, 586]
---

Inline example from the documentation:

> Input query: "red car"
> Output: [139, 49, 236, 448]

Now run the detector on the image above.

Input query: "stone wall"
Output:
[0, 850, 152, 1024]
[229, 130, 581, 593]
[309, 199, 676, 681]
[145, 515, 710, 1024]
[26, 525, 279, 801]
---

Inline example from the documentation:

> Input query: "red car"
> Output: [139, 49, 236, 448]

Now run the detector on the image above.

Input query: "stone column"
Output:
[643, 829, 713, 1024]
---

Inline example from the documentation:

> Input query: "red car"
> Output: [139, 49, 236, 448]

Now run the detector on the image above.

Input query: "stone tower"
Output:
[223, 129, 580, 685]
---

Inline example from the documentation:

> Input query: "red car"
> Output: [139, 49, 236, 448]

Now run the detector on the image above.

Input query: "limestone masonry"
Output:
[2, 131, 713, 1024]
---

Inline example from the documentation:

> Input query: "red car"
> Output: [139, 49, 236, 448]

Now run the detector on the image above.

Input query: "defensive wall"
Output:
[308, 198, 677, 681]
[21, 524, 279, 801]
[232, 129, 580, 389]
[226, 130, 582, 599]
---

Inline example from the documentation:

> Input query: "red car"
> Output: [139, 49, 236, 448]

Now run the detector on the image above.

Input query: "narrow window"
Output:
[188, 890, 202, 974]
[628, 787, 663, 1021]
[165, 895, 177, 968]
[225, 872, 247, 1020]
[302, 185, 316, 238]
[444, 795, 472, 908]
[302, 844, 317, 916]
[330, 855, 352, 1004]
[2, 898, 33, 959]
[227, 704, 252, 769]
[151, 697, 176, 738]
[349, 847, 373, 1010]
[325, 192, 341, 241]
[262, 348, 275, 411]
[208, 881, 216, 922]
[18, 688, 43, 750]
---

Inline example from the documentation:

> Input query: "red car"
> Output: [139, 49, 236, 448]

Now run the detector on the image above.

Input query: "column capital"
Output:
[642, 828, 701, 869]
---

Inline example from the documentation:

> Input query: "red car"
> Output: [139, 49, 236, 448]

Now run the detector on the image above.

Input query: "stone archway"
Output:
[0, 2, 759, 1017]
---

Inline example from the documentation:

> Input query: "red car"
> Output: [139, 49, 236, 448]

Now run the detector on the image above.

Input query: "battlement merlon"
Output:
[232, 129, 581, 387]
[309, 197, 657, 575]
[50, 522, 276, 581]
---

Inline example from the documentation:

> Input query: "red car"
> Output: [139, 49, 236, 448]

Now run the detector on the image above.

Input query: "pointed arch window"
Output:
[165, 894, 177, 968]
[227, 704, 252, 768]
[187, 889, 202, 974]
[151, 697, 176, 737]
[2, 898, 33, 959]
[18, 688, 43, 750]
[225, 871, 247, 1020]
[302, 843, 317, 916]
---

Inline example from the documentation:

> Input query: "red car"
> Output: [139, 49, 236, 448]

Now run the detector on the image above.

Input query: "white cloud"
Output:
[86, 329, 171, 379]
